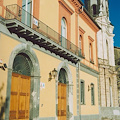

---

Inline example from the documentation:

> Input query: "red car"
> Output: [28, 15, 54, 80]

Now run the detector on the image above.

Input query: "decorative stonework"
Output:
[5, 43, 40, 120]
[98, 63, 118, 107]
[56, 61, 74, 120]
[58, 0, 74, 15]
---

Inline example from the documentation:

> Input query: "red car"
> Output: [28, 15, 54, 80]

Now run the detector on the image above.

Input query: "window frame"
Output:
[79, 27, 85, 58]
[80, 80, 85, 105]
[91, 83, 95, 105]
[88, 36, 94, 64]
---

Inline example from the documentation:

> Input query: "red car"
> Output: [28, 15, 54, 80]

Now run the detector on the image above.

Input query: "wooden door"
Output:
[58, 83, 67, 120]
[9, 73, 31, 120]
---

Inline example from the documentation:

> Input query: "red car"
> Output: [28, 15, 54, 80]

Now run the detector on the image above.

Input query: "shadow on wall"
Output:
[0, 83, 8, 120]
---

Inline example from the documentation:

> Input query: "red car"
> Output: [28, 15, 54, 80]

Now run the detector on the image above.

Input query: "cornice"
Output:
[80, 62, 99, 77]
[79, 26, 85, 34]
[68, 0, 81, 8]
[58, 0, 74, 15]
[61, 0, 100, 32]
[88, 36, 94, 42]
[80, 12, 100, 32]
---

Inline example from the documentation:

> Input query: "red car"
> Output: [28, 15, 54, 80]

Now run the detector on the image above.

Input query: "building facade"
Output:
[114, 47, 120, 107]
[0, 0, 100, 120]
[84, 0, 120, 119]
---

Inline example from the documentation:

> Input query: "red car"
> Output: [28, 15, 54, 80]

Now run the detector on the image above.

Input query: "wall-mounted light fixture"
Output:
[0, 63, 7, 71]
[48, 68, 57, 81]
[88, 83, 94, 91]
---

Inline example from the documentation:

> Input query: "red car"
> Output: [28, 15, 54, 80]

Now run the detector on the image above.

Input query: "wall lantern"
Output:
[0, 63, 7, 71]
[48, 68, 57, 81]
[88, 83, 94, 91]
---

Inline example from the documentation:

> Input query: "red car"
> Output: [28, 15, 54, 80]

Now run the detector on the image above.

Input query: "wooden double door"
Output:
[9, 73, 31, 120]
[58, 83, 67, 120]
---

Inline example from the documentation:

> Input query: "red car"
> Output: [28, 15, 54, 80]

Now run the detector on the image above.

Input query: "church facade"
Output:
[84, 0, 120, 119]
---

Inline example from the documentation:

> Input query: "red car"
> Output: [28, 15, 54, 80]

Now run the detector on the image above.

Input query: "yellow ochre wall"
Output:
[39, 0, 98, 71]
[1, 0, 98, 70]
[0, 33, 78, 117]
[0, 0, 99, 118]
[80, 71, 99, 115]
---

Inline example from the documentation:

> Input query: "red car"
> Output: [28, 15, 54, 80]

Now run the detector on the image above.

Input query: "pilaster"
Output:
[99, 67, 106, 107]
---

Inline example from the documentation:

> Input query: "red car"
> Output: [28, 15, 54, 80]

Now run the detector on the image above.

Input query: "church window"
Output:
[92, 4, 97, 16]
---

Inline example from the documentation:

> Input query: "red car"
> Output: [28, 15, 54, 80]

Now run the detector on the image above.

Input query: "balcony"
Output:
[5, 4, 82, 64]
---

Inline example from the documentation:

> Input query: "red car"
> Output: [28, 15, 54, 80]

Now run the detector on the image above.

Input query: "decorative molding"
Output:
[80, 63, 99, 77]
[58, 0, 74, 15]
[88, 36, 94, 42]
[56, 61, 74, 120]
[5, 43, 40, 120]
[67, 0, 100, 32]
[80, 12, 100, 32]
[68, 0, 82, 9]
[79, 26, 85, 34]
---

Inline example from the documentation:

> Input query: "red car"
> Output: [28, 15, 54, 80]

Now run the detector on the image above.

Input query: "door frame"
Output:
[5, 43, 40, 120]
[56, 61, 74, 120]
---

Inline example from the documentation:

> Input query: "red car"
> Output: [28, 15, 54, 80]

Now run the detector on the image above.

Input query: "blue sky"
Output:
[81, 0, 120, 47]
[109, 0, 120, 47]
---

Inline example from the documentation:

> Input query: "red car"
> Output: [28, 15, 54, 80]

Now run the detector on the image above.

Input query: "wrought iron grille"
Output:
[58, 68, 67, 84]
[13, 53, 32, 76]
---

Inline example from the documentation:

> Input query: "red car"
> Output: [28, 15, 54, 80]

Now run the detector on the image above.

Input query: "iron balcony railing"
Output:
[5, 4, 82, 58]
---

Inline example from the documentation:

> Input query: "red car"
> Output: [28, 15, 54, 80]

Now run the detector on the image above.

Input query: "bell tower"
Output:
[84, 0, 100, 17]
[84, 0, 109, 18]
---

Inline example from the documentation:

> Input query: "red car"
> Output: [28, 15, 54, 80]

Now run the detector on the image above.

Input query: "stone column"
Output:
[30, 76, 40, 120]
[112, 73, 118, 107]
[99, 67, 106, 107]
[5, 68, 13, 120]
[105, 72, 110, 107]
[118, 90, 120, 107]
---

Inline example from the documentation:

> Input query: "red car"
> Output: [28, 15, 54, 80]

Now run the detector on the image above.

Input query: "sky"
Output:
[81, 0, 120, 47]
[109, 0, 120, 47]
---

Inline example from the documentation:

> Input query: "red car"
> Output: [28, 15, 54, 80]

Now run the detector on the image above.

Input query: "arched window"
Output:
[61, 17, 67, 38]
[92, 4, 97, 16]
[58, 68, 67, 84]
[79, 35, 82, 50]
[89, 43, 92, 61]
[13, 53, 32, 76]
[61, 17, 67, 48]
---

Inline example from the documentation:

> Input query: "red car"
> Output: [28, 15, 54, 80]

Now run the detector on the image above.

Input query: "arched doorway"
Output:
[58, 68, 67, 120]
[9, 53, 32, 120]
[5, 44, 40, 120]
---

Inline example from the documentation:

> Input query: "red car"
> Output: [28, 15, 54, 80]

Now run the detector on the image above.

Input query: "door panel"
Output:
[9, 73, 30, 120]
[58, 83, 67, 120]
[9, 73, 19, 119]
